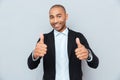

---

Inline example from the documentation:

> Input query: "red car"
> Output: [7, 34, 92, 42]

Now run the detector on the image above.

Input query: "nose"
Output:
[54, 18, 58, 23]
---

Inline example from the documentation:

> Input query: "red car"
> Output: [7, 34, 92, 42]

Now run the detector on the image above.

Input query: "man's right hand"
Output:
[33, 34, 47, 59]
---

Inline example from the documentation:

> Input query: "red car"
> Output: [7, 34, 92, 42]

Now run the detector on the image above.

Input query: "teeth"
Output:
[55, 24, 60, 27]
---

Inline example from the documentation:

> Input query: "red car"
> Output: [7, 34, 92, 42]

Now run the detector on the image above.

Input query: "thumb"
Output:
[39, 34, 44, 44]
[76, 38, 82, 48]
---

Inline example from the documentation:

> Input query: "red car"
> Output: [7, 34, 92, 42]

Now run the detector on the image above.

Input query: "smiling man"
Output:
[49, 5, 68, 32]
[28, 4, 99, 80]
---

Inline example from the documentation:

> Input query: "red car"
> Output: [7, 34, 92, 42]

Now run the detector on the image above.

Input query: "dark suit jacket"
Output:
[28, 29, 99, 80]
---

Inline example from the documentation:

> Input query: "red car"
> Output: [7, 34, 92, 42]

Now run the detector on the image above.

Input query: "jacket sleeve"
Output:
[77, 33, 99, 69]
[87, 50, 99, 69]
[27, 52, 41, 69]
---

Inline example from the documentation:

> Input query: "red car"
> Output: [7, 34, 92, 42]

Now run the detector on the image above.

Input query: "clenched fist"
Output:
[33, 34, 47, 59]
[75, 38, 89, 60]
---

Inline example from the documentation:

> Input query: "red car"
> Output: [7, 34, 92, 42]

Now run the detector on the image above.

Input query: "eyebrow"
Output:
[56, 13, 62, 16]
[49, 13, 62, 17]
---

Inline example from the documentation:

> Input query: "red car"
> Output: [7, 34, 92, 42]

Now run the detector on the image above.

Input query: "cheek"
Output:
[60, 19, 66, 24]
[59, 18, 65, 23]
[50, 20, 54, 24]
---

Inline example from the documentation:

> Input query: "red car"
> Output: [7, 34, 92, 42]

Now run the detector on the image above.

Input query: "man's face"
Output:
[49, 7, 68, 32]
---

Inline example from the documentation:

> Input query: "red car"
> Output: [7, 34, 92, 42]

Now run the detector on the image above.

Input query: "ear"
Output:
[66, 13, 68, 20]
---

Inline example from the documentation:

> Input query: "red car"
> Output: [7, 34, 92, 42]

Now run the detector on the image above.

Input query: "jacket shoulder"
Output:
[44, 30, 54, 37]
[68, 29, 84, 38]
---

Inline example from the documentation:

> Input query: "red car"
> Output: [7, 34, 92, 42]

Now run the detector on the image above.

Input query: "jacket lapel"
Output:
[68, 29, 74, 59]
[49, 30, 55, 58]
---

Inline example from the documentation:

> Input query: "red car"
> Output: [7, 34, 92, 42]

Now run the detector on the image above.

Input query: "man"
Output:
[28, 4, 99, 80]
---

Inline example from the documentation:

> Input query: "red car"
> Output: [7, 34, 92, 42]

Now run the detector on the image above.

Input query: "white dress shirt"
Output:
[54, 28, 70, 80]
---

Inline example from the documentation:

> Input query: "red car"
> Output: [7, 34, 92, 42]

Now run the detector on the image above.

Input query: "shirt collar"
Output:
[54, 28, 68, 37]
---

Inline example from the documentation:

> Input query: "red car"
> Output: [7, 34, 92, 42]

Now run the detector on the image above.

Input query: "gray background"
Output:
[0, 0, 120, 80]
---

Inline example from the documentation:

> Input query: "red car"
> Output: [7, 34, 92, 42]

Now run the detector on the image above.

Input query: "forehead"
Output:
[49, 7, 65, 15]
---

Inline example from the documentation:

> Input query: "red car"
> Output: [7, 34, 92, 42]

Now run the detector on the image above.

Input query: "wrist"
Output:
[32, 51, 39, 61]
[87, 49, 93, 62]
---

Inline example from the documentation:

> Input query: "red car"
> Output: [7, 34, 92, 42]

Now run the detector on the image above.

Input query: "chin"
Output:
[54, 27, 61, 31]
[55, 29, 60, 32]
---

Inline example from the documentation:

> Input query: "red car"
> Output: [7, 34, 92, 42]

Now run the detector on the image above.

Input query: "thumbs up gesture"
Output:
[75, 38, 88, 60]
[33, 34, 47, 59]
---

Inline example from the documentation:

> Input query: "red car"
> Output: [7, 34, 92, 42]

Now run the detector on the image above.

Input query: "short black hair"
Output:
[49, 4, 66, 13]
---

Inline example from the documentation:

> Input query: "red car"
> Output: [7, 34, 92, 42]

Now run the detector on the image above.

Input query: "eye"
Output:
[49, 15, 54, 19]
[57, 14, 62, 18]
[58, 15, 61, 18]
